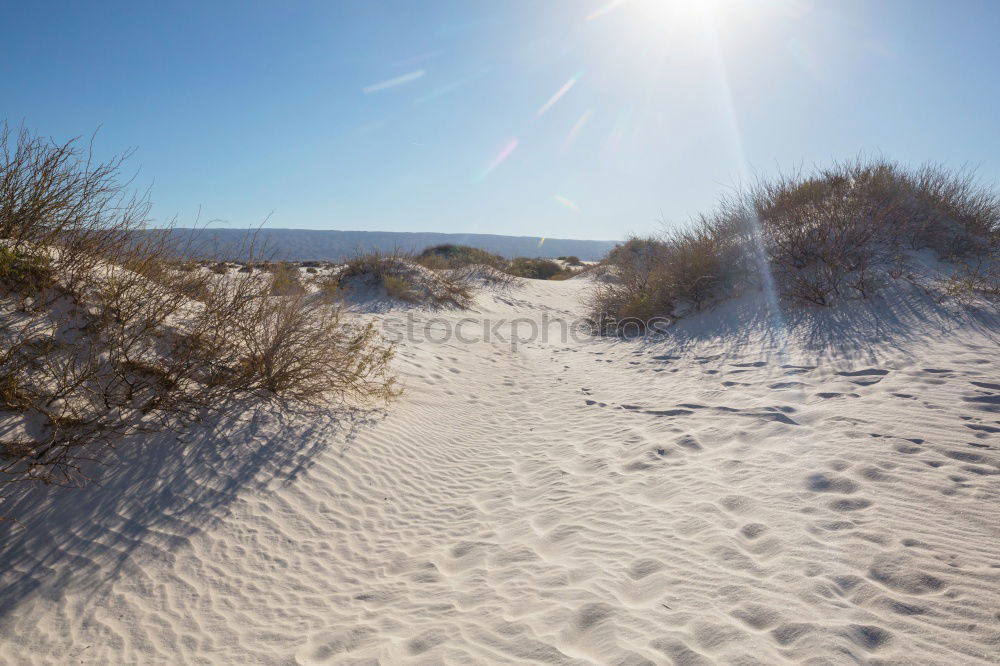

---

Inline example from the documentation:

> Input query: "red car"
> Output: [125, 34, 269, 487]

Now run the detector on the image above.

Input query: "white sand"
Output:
[1, 277, 998, 664]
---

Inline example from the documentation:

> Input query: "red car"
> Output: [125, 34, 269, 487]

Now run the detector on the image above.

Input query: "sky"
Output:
[3, 0, 999, 241]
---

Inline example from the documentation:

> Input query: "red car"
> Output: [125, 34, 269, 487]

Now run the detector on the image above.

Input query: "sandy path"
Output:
[1, 279, 998, 664]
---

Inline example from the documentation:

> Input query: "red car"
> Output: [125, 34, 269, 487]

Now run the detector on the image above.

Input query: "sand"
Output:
[1, 276, 998, 664]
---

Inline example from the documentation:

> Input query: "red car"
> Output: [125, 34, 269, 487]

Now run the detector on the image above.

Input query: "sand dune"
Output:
[1, 277, 998, 664]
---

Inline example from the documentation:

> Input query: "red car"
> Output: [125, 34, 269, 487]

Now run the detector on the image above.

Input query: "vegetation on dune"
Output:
[327, 249, 476, 308]
[415, 244, 508, 271]
[268, 261, 306, 296]
[0, 123, 397, 500]
[507, 257, 576, 280]
[591, 158, 1000, 334]
[0, 247, 54, 296]
[415, 244, 582, 282]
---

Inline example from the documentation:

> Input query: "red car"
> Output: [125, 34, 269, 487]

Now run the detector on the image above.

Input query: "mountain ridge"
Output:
[150, 228, 622, 262]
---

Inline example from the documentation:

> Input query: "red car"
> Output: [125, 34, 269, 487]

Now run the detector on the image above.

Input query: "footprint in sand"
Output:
[829, 497, 873, 511]
[676, 435, 703, 452]
[805, 473, 860, 494]
[868, 554, 946, 595]
[966, 423, 1000, 434]
[740, 523, 768, 539]
[644, 408, 694, 417]
[962, 393, 1000, 406]
[836, 368, 889, 386]
[970, 381, 1000, 390]
[740, 411, 800, 425]
[769, 381, 807, 389]
[845, 624, 894, 652]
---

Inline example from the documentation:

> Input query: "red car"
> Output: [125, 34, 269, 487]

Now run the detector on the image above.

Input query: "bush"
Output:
[508, 257, 569, 280]
[382, 274, 415, 301]
[415, 244, 508, 271]
[269, 262, 305, 296]
[591, 159, 1000, 333]
[228, 291, 396, 402]
[0, 122, 397, 497]
[333, 250, 474, 308]
[0, 247, 53, 295]
[316, 275, 341, 302]
[940, 255, 1000, 302]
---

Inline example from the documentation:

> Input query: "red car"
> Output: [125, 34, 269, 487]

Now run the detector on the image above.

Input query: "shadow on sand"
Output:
[622, 286, 1000, 364]
[0, 401, 386, 619]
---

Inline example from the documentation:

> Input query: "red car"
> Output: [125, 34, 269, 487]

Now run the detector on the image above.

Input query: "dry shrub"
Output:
[940, 254, 1000, 303]
[333, 250, 474, 308]
[269, 261, 305, 296]
[411, 244, 522, 290]
[0, 247, 54, 297]
[508, 257, 572, 280]
[382, 274, 414, 300]
[316, 275, 341, 302]
[592, 158, 999, 333]
[223, 290, 396, 402]
[415, 244, 507, 271]
[0, 122, 397, 496]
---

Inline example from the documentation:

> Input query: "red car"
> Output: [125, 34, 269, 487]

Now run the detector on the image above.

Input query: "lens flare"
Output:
[476, 138, 519, 182]
[413, 71, 486, 105]
[606, 105, 634, 151]
[552, 195, 581, 213]
[393, 50, 443, 67]
[563, 109, 593, 149]
[535, 72, 582, 118]
[363, 70, 426, 94]
[586, 0, 631, 21]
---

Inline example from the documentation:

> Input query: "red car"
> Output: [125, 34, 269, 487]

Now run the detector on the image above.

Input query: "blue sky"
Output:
[4, 0, 999, 240]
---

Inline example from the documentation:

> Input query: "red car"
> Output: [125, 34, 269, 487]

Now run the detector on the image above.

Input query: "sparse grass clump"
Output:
[592, 159, 1000, 334]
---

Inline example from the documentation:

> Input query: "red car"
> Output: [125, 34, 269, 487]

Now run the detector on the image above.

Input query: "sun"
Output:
[587, 0, 720, 23]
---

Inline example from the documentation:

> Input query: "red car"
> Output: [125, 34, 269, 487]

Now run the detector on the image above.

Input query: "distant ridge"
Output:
[150, 228, 622, 262]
